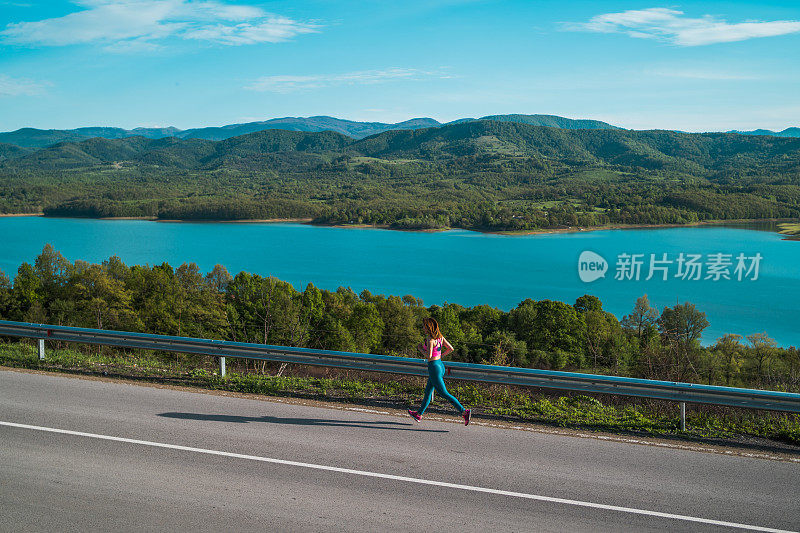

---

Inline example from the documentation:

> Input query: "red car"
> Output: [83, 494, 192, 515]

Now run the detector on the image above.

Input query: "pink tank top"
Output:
[429, 337, 443, 359]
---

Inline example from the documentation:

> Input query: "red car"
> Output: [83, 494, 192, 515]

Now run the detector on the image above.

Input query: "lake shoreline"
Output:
[6, 212, 798, 238]
[491, 218, 800, 237]
[156, 217, 315, 224]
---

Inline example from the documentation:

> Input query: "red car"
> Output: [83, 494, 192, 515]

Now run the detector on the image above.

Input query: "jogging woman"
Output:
[408, 317, 471, 425]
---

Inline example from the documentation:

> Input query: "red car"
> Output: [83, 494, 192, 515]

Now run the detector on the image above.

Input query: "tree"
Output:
[602, 326, 638, 375]
[127, 263, 181, 335]
[225, 273, 302, 346]
[658, 303, 709, 344]
[0, 270, 11, 319]
[72, 263, 138, 331]
[199, 264, 232, 339]
[713, 334, 743, 386]
[746, 333, 778, 386]
[525, 300, 585, 354]
[781, 347, 800, 391]
[584, 309, 614, 372]
[621, 294, 658, 340]
[462, 304, 504, 337]
[316, 314, 356, 352]
[49, 298, 76, 327]
[574, 294, 602, 313]
[205, 264, 232, 292]
[377, 295, 419, 355]
[658, 302, 709, 381]
[104, 255, 129, 283]
[10, 262, 44, 321]
[622, 295, 663, 378]
[346, 301, 384, 353]
[508, 299, 538, 348]
[174, 263, 207, 337]
[480, 330, 527, 367]
[34, 244, 72, 305]
[301, 283, 325, 348]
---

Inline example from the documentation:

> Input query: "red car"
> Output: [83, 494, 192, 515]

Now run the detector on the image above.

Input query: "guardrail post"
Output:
[38, 338, 45, 361]
[679, 402, 686, 431]
[219, 356, 226, 378]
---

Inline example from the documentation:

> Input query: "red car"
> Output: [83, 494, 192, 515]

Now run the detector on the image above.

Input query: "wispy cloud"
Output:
[245, 68, 452, 93]
[0, 0, 319, 51]
[565, 7, 800, 46]
[0, 74, 49, 96]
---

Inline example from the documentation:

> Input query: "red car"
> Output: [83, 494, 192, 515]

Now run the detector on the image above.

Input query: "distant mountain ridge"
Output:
[176, 116, 443, 142]
[3, 114, 797, 150]
[4, 120, 799, 177]
[0, 114, 621, 148]
[729, 127, 800, 138]
[449, 114, 621, 130]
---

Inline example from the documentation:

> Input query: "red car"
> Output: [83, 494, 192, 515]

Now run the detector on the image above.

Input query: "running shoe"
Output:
[462, 408, 471, 426]
[408, 410, 421, 422]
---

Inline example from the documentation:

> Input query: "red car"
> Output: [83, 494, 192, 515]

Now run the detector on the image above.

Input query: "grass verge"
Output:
[1, 341, 798, 448]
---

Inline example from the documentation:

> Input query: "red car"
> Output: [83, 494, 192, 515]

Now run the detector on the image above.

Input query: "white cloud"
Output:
[566, 7, 800, 46]
[183, 15, 318, 45]
[0, 74, 49, 96]
[0, 0, 319, 50]
[245, 68, 449, 93]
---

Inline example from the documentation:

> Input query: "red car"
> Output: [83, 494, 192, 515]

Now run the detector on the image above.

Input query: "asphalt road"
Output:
[1, 369, 798, 533]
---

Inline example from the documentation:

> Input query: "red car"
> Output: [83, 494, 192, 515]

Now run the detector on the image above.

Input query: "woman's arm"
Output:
[428, 340, 435, 361]
[441, 337, 454, 357]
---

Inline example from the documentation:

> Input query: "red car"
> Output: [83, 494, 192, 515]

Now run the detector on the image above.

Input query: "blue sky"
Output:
[1, 0, 798, 132]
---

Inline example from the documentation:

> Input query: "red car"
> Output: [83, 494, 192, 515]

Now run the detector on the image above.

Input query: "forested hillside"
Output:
[1, 120, 798, 230]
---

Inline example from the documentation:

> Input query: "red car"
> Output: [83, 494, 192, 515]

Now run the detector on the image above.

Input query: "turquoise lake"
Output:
[0, 217, 797, 347]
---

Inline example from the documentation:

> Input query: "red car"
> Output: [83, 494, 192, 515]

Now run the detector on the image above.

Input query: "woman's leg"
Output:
[430, 360, 464, 413]
[418, 378, 436, 415]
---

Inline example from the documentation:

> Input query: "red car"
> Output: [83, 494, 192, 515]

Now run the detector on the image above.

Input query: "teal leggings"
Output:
[419, 359, 464, 415]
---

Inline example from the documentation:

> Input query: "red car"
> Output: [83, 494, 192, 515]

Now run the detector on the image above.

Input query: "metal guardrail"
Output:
[2, 320, 799, 422]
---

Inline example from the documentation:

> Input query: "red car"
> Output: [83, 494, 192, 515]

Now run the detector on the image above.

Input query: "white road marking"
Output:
[1, 420, 795, 533]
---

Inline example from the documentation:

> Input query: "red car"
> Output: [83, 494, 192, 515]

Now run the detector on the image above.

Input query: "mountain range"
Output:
[0, 114, 622, 149]
[2, 120, 798, 176]
[2, 118, 798, 228]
